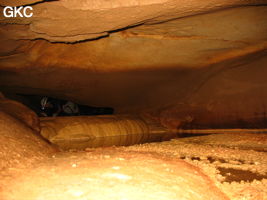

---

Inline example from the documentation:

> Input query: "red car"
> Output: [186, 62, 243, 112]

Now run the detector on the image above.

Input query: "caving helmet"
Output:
[40, 97, 49, 110]
[62, 101, 79, 115]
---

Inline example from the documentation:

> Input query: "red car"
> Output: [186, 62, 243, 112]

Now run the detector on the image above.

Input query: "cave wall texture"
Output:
[0, 0, 267, 129]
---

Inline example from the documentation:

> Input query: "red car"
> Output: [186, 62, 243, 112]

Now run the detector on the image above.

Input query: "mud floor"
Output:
[0, 120, 266, 200]
[125, 133, 267, 200]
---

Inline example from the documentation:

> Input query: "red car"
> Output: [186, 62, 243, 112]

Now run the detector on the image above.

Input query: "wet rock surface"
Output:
[0, 1, 267, 199]
[0, 113, 266, 200]
[39, 115, 172, 149]
[126, 133, 267, 200]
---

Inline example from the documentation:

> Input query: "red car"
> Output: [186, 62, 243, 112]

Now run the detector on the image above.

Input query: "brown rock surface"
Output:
[0, 0, 42, 6]
[1, 2, 267, 129]
[0, 111, 56, 170]
[0, 101, 266, 199]
[0, 95, 40, 132]
[1, 5, 267, 128]
[1, 149, 230, 200]
[40, 115, 171, 150]
[125, 133, 267, 200]
[1, 0, 266, 42]
[0, 1, 267, 199]
[1, 128, 266, 200]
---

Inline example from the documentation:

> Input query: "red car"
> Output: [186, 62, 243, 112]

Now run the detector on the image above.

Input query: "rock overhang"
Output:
[0, 1, 267, 128]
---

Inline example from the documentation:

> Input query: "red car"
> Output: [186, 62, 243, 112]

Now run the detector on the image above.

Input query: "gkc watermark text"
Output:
[3, 6, 33, 18]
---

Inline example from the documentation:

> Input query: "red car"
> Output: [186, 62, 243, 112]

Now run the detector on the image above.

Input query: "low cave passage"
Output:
[1, 45, 267, 199]
[5, 93, 115, 117]
[0, 90, 267, 200]
[1, 2, 267, 199]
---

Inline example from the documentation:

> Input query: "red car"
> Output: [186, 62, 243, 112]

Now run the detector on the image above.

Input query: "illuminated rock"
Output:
[1, 0, 265, 42]
[0, 111, 56, 170]
[1, 149, 230, 200]
[0, 2, 267, 128]
[0, 95, 40, 132]
[40, 115, 173, 149]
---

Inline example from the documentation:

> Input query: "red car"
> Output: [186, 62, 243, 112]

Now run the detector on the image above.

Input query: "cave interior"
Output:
[0, 1, 267, 200]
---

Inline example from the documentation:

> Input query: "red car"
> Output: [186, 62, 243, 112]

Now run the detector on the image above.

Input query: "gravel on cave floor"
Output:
[1, 133, 266, 200]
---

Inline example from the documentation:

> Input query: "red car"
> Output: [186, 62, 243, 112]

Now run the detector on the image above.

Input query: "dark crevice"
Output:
[4, 93, 114, 117]
[218, 167, 267, 183]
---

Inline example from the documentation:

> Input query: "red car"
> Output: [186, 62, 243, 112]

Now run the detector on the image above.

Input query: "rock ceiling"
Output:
[1, 0, 266, 42]
[0, 0, 267, 128]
